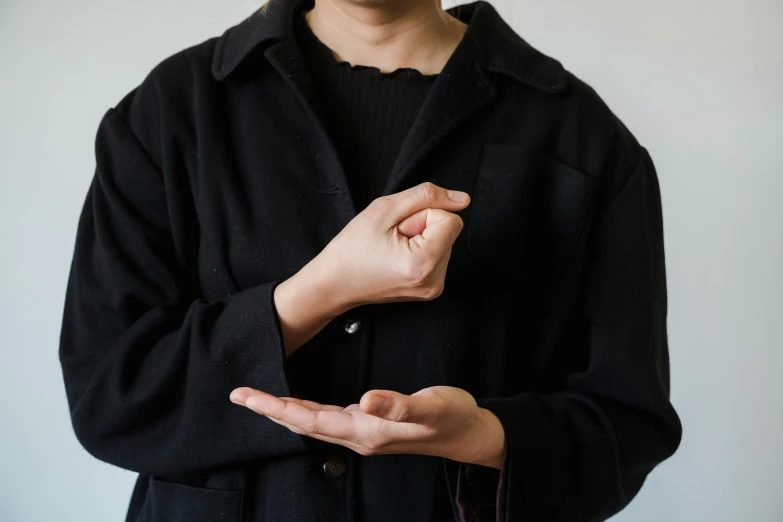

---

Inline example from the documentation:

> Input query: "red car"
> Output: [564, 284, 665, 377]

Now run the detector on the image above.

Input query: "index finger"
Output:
[379, 182, 470, 229]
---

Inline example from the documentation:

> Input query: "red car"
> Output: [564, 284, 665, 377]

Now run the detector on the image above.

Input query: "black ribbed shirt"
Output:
[292, 13, 505, 520]
[293, 10, 439, 213]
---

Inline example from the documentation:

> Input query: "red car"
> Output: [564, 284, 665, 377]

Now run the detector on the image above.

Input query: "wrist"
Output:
[468, 408, 506, 469]
[291, 254, 355, 318]
[273, 267, 345, 357]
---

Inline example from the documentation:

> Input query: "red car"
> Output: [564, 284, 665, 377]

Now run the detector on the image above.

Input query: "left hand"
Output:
[229, 385, 506, 469]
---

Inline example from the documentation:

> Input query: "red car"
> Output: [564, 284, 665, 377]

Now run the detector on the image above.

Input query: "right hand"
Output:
[314, 181, 471, 310]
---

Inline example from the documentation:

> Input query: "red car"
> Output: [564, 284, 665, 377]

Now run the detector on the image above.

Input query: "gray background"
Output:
[1, 0, 781, 520]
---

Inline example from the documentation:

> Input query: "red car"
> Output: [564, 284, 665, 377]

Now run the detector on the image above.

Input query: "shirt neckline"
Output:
[294, 10, 440, 81]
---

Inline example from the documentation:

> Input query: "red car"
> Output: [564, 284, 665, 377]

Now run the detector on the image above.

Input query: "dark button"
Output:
[343, 318, 361, 335]
[323, 455, 347, 478]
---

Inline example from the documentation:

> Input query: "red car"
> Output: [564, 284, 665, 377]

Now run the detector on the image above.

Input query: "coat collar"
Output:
[211, 0, 567, 93]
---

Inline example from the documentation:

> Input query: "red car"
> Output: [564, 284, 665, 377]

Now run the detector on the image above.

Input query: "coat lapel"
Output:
[263, 38, 360, 225]
[210, 0, 569, 224]
[380, 29, 496, 197]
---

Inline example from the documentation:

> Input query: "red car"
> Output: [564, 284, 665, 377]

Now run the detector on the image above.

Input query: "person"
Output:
[58, 0, 683, 520]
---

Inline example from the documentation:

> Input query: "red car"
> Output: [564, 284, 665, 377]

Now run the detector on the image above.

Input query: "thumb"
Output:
[381, 182, 470, 230]
[360, 390, 440, 424]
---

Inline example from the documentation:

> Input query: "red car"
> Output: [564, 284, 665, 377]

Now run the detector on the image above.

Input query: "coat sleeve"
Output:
[58, 98, 307, 478]
[450, 146, 682, 521]
[451, 434, 509, 522]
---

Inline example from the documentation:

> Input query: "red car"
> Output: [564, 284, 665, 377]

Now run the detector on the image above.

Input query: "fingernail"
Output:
[447, 190, 468, 202]
[369, 396, 387, 414]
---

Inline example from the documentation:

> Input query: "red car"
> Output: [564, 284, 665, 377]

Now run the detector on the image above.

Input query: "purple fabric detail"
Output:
[454, 431, 509, 522]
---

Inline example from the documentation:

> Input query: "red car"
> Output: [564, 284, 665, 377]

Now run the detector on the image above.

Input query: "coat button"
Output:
[323, 455, 347, 478]
[343, 318, 361, 335]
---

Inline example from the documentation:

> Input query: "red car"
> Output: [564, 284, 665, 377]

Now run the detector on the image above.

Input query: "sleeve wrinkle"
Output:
[450, 142, 680, 521]
[59, 101, 307, 477]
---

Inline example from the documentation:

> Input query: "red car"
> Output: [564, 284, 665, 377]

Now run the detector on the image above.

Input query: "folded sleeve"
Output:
[453, 146, 682, 521]
[452, 433, 509, 522]
[58, 95, 307, 478]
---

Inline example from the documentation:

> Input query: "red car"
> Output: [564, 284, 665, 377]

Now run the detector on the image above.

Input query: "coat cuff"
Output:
[453, 431, 509, 522]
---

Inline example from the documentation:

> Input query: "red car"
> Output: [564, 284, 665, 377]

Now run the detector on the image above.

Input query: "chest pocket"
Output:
[136, 477, 243, 522]
[466, 143, 599, 290]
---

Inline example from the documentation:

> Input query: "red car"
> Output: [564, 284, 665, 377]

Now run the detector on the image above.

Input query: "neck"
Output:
[303, 0, 467, 75]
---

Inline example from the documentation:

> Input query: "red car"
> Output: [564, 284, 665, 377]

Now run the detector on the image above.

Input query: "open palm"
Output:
[229, 385, 505, 468]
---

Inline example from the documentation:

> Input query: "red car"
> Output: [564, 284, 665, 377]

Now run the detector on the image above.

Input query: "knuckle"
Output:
[301, 422, 319, 435]
[417, 182, 437, 204]
[403, 266, 443, 300]
[393, 405, 412, 423]
[369, 195, 392, 215]
[301, 411, 322, 435]
[421, 283, 444, 300]
[400, 259, 431, 285]
[275, 400, 292, 420]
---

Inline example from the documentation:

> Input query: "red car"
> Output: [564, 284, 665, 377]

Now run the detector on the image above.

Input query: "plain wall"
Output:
[1, 0, 781, 520]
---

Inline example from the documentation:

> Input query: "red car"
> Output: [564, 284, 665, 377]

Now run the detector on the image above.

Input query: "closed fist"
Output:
[317, 181, 470, 308]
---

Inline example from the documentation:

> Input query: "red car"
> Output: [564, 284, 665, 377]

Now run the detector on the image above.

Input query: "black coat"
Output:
[58, 0, 682, 520]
